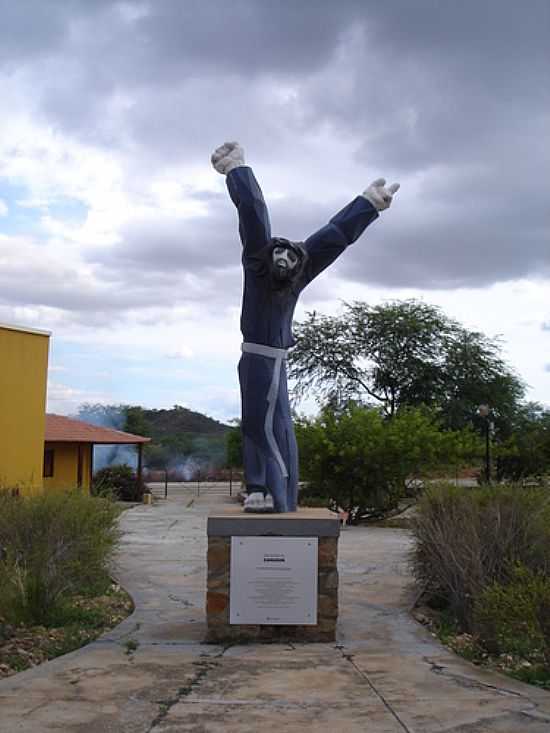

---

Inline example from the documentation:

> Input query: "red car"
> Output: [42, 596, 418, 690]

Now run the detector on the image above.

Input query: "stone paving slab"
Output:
[0, 484, 548, 732]
[350, 650, 543, 732]
[155, 702, 404, 733]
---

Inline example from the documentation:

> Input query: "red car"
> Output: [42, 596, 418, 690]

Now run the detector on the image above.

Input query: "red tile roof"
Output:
[45, 414, 150, 445]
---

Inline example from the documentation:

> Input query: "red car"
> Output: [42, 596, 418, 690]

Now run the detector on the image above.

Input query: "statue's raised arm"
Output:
[211, 142, 271, 257]
[302, 178, 400, 284]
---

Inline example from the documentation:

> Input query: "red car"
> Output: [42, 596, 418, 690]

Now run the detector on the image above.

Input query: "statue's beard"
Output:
[272, 261, 294, 282]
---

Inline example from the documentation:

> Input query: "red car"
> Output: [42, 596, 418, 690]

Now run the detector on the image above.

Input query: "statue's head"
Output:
[269, 237, 305, 283]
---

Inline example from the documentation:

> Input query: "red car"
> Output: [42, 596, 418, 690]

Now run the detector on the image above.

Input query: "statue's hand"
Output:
[211, 141, 245, 175]
[362, 178, 400, 211]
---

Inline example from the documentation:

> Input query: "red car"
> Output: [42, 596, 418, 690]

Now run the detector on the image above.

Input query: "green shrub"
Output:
[495, 403, 550, 483]
[411, 483, 550, 628]
[474, 565, 550, 666]
[295, 405, 478, 521]
[0, 491, 120, 625]
[92, 464, 145, 502]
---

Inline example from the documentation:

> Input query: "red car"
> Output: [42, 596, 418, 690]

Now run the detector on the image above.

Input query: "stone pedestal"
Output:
[206, 507, 340, 643]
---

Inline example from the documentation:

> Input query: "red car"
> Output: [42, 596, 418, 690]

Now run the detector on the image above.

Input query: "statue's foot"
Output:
[243, 491, 266, 513]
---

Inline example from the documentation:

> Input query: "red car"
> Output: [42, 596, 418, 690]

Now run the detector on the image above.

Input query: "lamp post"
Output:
[478, 404, 492, 483]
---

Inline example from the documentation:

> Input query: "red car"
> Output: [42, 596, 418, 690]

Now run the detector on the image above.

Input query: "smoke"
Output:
[75, 402, 229, 479]
[143, 431, 228, 481]
[75, 403, 138, 472]
[77, 403, 125, 430]
[94, 444, 138, 472]
[167, 456, 202, 481]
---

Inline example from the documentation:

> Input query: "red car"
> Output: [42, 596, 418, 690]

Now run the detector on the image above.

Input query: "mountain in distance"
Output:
[77, 402, 231, 439]
[141, 405, 231, 439]
[76, 403, 235, 473]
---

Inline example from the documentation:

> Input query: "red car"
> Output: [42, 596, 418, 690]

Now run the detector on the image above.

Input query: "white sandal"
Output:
[244, 491, 266, 513]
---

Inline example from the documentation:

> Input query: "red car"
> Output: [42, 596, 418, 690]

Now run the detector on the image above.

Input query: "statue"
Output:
[211, 142, 399, 513]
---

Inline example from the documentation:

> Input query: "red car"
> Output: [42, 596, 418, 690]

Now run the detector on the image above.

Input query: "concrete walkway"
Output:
[0, 484, 549, 732]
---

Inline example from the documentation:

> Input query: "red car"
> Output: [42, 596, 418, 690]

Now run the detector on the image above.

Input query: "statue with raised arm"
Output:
[211, 142, 399, 513]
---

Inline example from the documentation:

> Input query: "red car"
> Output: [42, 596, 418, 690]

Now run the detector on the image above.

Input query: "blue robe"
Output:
[227, 166, 378, 512]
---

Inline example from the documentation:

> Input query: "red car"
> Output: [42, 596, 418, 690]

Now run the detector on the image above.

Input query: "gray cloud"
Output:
[339, 160, 550, 289]
[97, 211, 238, 273]
[1, 0, 549, 299]
[0, 0, 112, 68]
[0, 231, 241, 323]
[0, 262, 241, 326]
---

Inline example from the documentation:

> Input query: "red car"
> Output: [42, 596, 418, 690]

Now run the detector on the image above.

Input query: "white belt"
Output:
[241, 341, 289, 479]
[241, 342, 288, 359]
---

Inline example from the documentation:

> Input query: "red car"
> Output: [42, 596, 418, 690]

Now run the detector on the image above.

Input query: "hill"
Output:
[77, 403, 231, 439]
[76, 403, 234, 474]
[141, 405, 230, 439]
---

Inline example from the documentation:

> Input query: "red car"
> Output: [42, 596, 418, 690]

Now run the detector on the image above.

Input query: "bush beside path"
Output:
[0, 491, 133, 679]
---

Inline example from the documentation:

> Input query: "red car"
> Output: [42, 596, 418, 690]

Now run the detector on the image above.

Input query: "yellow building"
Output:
[0, 323, 50, 495]
[1, 322, 149, 495]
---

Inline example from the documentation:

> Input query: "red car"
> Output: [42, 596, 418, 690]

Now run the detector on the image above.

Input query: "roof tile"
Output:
[45, 414, 150, 444]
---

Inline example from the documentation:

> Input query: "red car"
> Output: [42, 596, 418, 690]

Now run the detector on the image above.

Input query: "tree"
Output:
[144, 444, 171, 471]
[76, 403, 151, 436]
[440, 330, 525, 432]
[226, 422, 243, 469]
[77, 403, 126, 429]
[495, 402, 550, 482]
[295, 404, 479, 521]
[124, 406, 151, 437]
[289, 300, 525, 430]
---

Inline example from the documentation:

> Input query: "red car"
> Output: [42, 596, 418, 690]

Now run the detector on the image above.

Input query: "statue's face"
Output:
[272, 245, 299, 281]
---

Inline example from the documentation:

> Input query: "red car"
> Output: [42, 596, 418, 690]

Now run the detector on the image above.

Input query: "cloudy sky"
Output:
[1, 0, 549, 422]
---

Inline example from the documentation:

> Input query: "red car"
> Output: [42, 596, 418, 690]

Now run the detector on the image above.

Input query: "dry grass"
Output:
[411, 482, 550, 628]
[0, 582, 132, 679]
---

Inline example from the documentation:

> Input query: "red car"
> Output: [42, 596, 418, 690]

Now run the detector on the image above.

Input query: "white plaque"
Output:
[230, 537, 318, 625]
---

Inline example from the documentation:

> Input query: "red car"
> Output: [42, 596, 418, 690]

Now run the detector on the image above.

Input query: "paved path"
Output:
[0, 485, 549, 732]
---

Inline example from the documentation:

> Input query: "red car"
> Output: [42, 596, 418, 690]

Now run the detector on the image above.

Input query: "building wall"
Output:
[0, 325, 50, 495]
[43, 442, 92, 492]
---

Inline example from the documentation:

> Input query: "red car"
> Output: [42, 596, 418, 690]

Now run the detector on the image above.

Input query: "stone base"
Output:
[206, 508, 339, 643]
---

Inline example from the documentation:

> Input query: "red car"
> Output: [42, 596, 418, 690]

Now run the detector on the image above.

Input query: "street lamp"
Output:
[478, 404, 492, 483]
